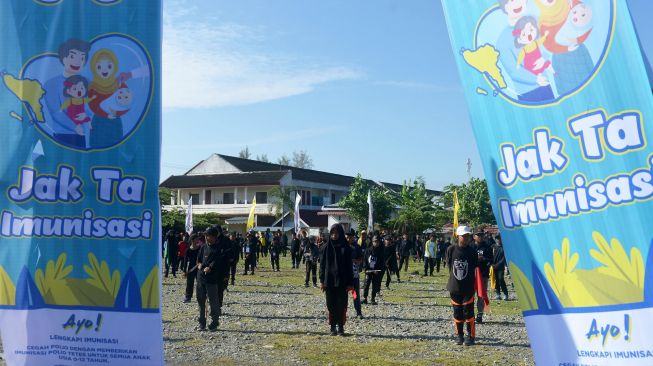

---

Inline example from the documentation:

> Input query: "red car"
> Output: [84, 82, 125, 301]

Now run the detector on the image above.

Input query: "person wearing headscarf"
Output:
[319, 224, 354, 336]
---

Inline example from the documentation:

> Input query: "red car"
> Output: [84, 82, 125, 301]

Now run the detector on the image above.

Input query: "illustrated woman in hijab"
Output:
[88, 48, 147, 148]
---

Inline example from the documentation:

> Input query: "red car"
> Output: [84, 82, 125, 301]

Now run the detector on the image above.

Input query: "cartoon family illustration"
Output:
[43, 38, 146, 150]
[494, 0, 597, 103]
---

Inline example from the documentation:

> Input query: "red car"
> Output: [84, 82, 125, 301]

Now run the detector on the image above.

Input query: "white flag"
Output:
[185, 196, 193, 234]
[367, 190, 373, 233]
[294, 192, 302, 233]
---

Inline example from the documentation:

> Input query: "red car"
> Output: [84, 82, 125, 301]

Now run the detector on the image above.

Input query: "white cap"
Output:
[456, 225, 472, 236]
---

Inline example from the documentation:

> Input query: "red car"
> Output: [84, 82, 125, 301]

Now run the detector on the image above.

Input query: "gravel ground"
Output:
[0, 257, 535, 366]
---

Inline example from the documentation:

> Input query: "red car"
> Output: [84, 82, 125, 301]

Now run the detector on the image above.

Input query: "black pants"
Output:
[244, 255, 256, 274]
[495, 267, 509, 297]
[450, 292, 475, 338]
[305, 261, 317, 285]
[325, 286, 348, 327]
[435, 257, 442, 273]
[424, 257, 435, 275]
[352, 277, 362, 315]
[291, 251, 301, 268]
[165, 254, 179, 277]
[363, 271, 382, 300]
[270, 254, 280, 271]
[282, 246, 287, 257]
[385, 264, 399, 287]
[185, 270, 197, 300]
[230, 261, 238, 282]
[196, 280, 224, 325]
[399, 255, 410, 272]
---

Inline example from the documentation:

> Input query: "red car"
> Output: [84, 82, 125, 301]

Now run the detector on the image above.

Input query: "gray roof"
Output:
[160, 171, 288, 189]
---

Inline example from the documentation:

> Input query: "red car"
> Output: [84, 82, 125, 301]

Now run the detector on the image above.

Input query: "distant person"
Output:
[182, 234, 202, 303]
[398, 233, 413, 273]
[291, 233, 301, 269]
[414, 235, 424, 262]
[423, 234, 437, 276]
[474, 230, 493, 324]
[384, 236, 400, 288]
[242, 231, 259, 275]
[228, 233, 241, 286]
[163, 231, 179, 278]
[436, 238, 448, 273]
[270, 236, 281, 272]
[492, 234, 509, 301]
[319, 224, 354, 336]
[346, 229, 364, 319]
[196, 226, 232, 332]
[362, 236, 385, 305]
[447, 226, 478, 346]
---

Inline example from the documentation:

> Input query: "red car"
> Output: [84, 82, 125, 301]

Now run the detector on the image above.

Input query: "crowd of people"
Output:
[162, 224, 511, 345]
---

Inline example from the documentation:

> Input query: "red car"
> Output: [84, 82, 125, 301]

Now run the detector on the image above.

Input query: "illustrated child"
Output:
[513, 16, 555, 82]
[555, 1, 593, 48]
[99, 86, 133, 119]
[60, 75, 95, 136]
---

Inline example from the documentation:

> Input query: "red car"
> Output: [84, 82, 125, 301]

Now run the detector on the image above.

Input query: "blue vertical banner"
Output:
[441, 0, 653, 364]
[0, 1, 163, 365]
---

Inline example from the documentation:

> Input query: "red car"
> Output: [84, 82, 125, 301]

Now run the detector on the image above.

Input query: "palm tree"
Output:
[269, 185, 297, 219]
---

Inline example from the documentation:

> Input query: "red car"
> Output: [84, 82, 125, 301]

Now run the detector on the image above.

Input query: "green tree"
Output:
[269, 185, 297, 219]
[278, 154, 291, 166]
[391, 177, 437, 235]
[339, 175, 394, 230]
[161, 209, 225, 234]
[159, 187, 173, 208]
[239, 146, 252, 159]
[438, 178, 495, 228]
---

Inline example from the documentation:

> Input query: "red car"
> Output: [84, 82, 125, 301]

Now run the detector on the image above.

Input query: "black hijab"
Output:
[320, 224, 353, 288]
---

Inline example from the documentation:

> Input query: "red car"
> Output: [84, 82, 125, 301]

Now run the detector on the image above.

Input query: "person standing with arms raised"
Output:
[319, 224, 354, 336]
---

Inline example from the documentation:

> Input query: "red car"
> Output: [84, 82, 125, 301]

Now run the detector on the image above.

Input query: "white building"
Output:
[161, 154, 440, 232]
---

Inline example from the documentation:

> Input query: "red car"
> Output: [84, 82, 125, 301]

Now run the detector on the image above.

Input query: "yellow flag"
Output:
[453, 190, 460, 239]
[247, 197, 257, 230]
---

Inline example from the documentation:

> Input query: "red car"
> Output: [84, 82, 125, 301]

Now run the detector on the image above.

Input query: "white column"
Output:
[234, 187, 238, 204]
[244, 187, 248, 204]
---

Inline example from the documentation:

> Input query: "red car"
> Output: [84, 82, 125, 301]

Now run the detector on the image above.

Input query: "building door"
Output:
[205, 190, 212, 205]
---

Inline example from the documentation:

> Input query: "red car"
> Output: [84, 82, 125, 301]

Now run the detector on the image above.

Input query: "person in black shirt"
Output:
[492, 234, 509, 301]
[384, 236, 400, 287]
[270, 236, 281, 272]
[291, 233, 301, 269]
[346, 229, 364, 319]
[397, 234, 413, 273]
[196, 226, 232, 332]
[319, 224, 354, 336]
[362, 236, 385, 305]
[447, 226, 478, 346]
[242, 231, 259, 275]
[436, 238, 448, 273]
[302, 235, 319, 287]
[474, 230, 493, 324]
[182, 233, 202, 303]
[164, 230, 179, 278]
[228, 233, 241, 286]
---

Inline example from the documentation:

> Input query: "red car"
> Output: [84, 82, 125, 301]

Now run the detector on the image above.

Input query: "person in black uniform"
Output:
[362, 236, 385, 305]
[182, 233, 202, 303]
[290, 232, 301, 269]
[164, 230, 179, 278]
[270, 236, 281, 272]
[446, 226, 478, 346]
[436, 238, 448, 273]
[196, 226, 232, 332]
[302, 234, 319, 287]
[492, 234, 509, 301]
[384, 236, 400, 288]
[346, 229, 364, 319]
[474, 230, 493, 324]
[228, 233, 241, 286]
[397, 233, 413, 273]
[319, 224, 354, 336]
[242, 231, 259, 275]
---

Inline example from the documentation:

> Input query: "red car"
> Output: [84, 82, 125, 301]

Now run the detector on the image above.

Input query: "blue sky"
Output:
[161, 0, 653, 190]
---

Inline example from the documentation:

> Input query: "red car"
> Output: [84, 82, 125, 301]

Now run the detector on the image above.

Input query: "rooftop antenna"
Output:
[466, 158, 472, 179]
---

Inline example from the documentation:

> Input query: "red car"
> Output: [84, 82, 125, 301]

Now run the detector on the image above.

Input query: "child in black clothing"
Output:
[446, 226, 478, 346]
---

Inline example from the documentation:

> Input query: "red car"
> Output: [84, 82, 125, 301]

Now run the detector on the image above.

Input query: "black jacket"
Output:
[446, 244, 478, 296]
[197, 235, 232, 284]
[363, 245, 385, 271]
[319, 240, 354, 288]
[475, 241, 493, 278]
[303, 241, 319, 262]
[291, 238, 301, 252]
[398, 240, 413, 256]
[436, 241, 448, 259]
[384, 244, 398, 269]
[492, 244, 507, 270]
[182, 246, 200, 273]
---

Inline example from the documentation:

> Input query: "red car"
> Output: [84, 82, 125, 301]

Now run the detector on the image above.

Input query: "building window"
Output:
[255, 192, 268, 204]
[189, 194, 200, 205]
[311, 196, 324, 206]
[300, 190, 311, 206]
[223, 192, 234, 204]
[205, 190, 212, 205]
[331, 193, 336, 204]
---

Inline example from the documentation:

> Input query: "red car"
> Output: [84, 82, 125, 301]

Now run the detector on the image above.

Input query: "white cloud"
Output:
[162, 3, 362, 109]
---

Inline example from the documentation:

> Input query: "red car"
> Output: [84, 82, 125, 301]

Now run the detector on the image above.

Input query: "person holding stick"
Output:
[362, 235, 385, 305]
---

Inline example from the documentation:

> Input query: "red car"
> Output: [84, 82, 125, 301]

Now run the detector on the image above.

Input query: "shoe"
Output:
[370, 299, 377, 305]
[183, 298, 191, 303]
[502, 294, 509, 301]
[361, 299, 368, 304]
[456, 335, 464, 345]
[196, 323, 207, 332]
[330, 326, 337, 336]
[476, 315, 483, 324]
[313, 283, 318, 288]
[337, 326, 345, 336]
[464, 336, 475, 346]
[357, 313, 364, 320]
[208, 321, 219, 332]
[305, 283, 309, 288]
[397, 278, 401, 283]
[495, 294, 501, 301]
[231, 279, 235, 286]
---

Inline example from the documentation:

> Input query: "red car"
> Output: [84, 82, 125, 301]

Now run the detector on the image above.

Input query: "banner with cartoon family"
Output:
[0, 1, 162, 365]
[441, 0, 653, 364]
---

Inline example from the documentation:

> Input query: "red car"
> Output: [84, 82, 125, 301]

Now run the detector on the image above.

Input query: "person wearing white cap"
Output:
[446, 225, 479, 346]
